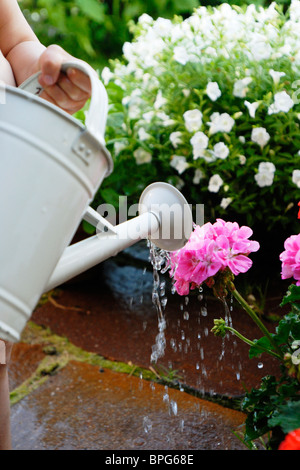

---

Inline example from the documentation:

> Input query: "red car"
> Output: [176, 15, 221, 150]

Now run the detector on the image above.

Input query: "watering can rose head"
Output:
[170, 219, 260, 297]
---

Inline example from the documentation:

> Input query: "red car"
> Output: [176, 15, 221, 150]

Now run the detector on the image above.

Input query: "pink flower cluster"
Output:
[280, 234, 300, 286]
[171, 219, 260, 296]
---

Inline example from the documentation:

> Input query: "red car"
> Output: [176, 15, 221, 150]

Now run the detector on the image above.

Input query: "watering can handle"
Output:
[19, 60, 108, 145]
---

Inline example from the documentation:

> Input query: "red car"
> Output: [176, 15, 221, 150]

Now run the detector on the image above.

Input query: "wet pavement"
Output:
[8, 240, 287, 450]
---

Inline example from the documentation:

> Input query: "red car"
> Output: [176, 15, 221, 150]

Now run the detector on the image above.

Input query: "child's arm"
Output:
[0, 0, 91, 113]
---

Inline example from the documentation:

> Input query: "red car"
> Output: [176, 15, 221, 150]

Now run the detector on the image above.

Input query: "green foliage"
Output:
[19, 0, 200, 67]
[268, 401, 300, 434]
[241, 374, 299, 445]
[241, 285, 300, 449]
[102, 3, 300, 239]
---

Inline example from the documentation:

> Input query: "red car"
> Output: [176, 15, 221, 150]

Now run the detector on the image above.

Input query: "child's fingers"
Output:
[66, 67, 92, 94]
[37, 45, 93, 113]
[58, 74, 90, 103]
[40, 88, 88, 114]
[40, 80, 71, 110]
[38, 45, 66, 88]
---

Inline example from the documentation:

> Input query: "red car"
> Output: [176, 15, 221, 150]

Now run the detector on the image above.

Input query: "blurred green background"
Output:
[19, 0, 291, 70]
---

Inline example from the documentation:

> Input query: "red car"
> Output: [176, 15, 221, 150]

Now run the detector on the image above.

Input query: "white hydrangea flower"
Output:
[258, 162, 276, 174]
[268, 91, 294, 114]
[126, 97, 145, 120]
[206, 81, 221, 101]
[175, 177, 185, 190]
[193, 168, 204, 185]
[173, 46, 190, 65]
[143, 110, 155, 122]
[220, 197, 233, 209]
[156, 111, 175, 126]
[213, 142, 230, 159]
[208, 174, 223, 193]
[152, 17, 173, 37]
[251, 127, 270, 148]
[101, 66, 114, 85]
[170, 131, 183, 148]
[207, 112, 235, 135]
[182, 89, 191, 97]
[249, 39, 272, 61]
[239, 155, 247, 165]
[244, 100, 260, 118]
[269, 69, 286, 85]
[292, 169, 300, 187]
[233, 77, 252, 98]
[254, 162, 276, 187]
[143, 110, 175, 127]
[114, 140, 128, 156]
[133, 147, 152, 165]
[190, 131, 209, 159]
[170, 155, 189, 174]
[138, 127, 151, 141]
[183, 109, 203, 132]
[154, 90, 167, 109]
[138, 13, 153, 26]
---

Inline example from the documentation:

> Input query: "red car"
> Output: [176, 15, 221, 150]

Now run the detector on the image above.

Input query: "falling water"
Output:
[148, 241, 171, 363]
[145, 238, 244, 439]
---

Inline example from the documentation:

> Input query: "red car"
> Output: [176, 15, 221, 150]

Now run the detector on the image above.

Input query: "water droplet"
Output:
[183, 311, 189, 320]
[143, 416, 152, 434]
[163, 392, 169, 403]
[169, 400, 178, 416]
[257, 362, 263, 369]
[201, 306, 208, 317]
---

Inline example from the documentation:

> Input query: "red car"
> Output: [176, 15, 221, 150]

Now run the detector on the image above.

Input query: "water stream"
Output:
[147, 239, 248, 390]
[148, 241, 170, 364]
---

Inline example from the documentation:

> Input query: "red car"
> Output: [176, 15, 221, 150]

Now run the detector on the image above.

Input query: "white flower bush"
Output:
[101, 1, 300, 232]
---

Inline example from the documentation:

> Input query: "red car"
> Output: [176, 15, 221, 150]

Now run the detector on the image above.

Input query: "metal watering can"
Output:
[0, 61, 193, 343]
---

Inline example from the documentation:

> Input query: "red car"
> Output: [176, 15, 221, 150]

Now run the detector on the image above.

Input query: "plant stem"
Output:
[231, 287, 283, 359]
[224, 326, 282, 360]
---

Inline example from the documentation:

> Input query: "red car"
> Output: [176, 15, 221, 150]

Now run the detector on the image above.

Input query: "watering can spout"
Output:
[45, 182, 193, 292]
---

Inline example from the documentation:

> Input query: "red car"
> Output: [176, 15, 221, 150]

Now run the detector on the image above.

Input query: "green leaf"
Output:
[75, 0, 105, 23]
[99, 187, 120, 207]
[268, 401, 300, 434]
[281, 284, 300, 307]
[82, 220, 96, 235]
[249, 336, 273, 359]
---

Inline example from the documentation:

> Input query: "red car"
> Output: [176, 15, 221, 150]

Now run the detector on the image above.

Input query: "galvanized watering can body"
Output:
[0, 62, 113, 342]
[0, 63, 193, 343]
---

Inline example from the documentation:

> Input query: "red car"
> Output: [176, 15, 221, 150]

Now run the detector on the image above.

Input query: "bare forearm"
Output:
[0, 0, 92, 111]
[0, 366, 11, 451]
[6, 40, 46, 85]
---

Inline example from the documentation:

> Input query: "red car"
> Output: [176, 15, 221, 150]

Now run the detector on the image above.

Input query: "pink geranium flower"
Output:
[170, 219, 260, 295]
[279, 234, 300, 286]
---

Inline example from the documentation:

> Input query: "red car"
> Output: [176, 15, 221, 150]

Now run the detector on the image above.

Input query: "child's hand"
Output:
[37, 45, 92, 114]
